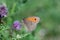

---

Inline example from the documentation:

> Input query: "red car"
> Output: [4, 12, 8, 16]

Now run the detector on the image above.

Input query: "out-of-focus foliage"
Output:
[0, 0, 60, 40]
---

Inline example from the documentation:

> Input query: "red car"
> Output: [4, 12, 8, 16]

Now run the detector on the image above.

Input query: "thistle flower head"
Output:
[0, 3, 8, 18]
[12, 20, 21, 30]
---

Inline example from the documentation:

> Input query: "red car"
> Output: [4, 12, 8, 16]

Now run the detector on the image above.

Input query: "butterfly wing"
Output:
[23, 19, 37, 32]
[23, 16, 40, 32]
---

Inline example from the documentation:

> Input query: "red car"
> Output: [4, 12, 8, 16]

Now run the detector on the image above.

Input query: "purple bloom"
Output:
[12, 20, 21, 30]
[0, 3, 8, 18]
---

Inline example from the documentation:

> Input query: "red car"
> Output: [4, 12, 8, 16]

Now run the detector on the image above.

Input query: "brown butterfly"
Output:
[22, 16, 40, 32]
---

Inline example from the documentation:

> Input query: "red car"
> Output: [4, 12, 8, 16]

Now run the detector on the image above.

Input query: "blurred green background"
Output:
[0, 0, 60, 40]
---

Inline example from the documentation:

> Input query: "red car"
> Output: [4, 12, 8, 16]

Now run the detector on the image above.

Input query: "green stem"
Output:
[10, 2, 16, 15]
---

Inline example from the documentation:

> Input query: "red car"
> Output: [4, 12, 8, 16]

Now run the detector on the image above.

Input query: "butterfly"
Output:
[22, 16, 40, 32]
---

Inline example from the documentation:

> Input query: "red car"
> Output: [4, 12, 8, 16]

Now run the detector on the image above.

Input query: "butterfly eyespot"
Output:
[34, 18, 36, 21]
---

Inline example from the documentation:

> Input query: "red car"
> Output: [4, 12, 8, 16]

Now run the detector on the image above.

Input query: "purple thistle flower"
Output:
[0, 3, 8, 18]
[12, 20, 21, 30]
